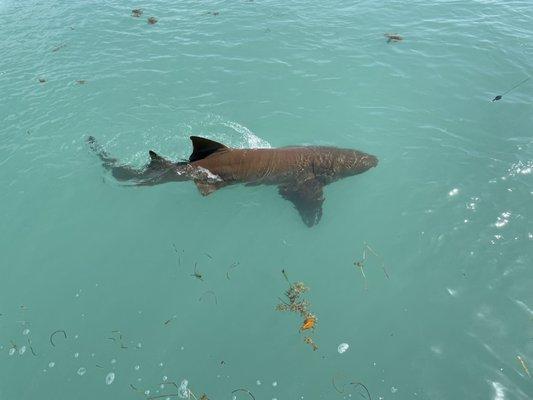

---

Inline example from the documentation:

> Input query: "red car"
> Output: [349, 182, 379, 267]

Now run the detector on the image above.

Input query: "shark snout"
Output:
[355, 153, 378, 172]
[364, 154, 378, 168]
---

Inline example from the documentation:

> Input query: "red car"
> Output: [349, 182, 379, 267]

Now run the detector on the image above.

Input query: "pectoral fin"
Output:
[195, 180, 223, 196]
[278, 179, 324, 227]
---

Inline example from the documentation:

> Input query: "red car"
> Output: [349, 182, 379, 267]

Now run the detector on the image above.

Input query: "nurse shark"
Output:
[87, 136, 378, 227]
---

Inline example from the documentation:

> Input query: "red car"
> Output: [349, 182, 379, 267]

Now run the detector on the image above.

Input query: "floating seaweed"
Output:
[191, 263, 203, 281]
[172, 243, 183, 267]
[27, 338, 37, 356]
[353, 242, 389, 289]
[49, 330, 67, 347]
[304, 336, 318, 351]
[276, 270, 318, 350]
[232, 388, 255, 400]
[226, 262, 240, 280]
[332, 375, 372, 400]
[108, 329, 128, 349]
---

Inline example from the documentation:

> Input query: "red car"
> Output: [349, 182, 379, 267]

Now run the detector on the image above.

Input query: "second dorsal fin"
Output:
[189, 136, 228, 162]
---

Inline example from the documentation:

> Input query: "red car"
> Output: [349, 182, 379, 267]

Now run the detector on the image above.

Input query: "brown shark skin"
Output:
[88, 136, 378, 226]
[192, 146, 377, 186]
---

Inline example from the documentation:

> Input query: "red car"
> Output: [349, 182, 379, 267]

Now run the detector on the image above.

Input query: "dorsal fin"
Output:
[189, 136, 228, 162]
[149, 150, 165, 162]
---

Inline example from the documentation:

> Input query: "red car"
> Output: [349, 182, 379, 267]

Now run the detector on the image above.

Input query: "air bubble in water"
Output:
[19, 346, 26, 355]
[22, 329, 30, 335]
[134, 365, 140, 371]
[49, 362, 55, 368]
[338, 343, 349, 354]
[106, 372, 115, 385]
[178, 379, 189, 398]
[9, 348, 16, 356]
[77, 367, 86, 376]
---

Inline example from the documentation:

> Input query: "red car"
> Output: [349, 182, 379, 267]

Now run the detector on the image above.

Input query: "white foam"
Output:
[178, 379, 189, 398]
[222, 121, 271, 149]
[448, 188, 459, 197]
[195, 166, 222, 182]
[494, 212, 511, 228]
[507, 161, 533, 176]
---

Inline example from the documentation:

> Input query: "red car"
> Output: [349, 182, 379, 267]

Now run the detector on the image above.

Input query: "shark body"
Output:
[88, 136, 378, 226]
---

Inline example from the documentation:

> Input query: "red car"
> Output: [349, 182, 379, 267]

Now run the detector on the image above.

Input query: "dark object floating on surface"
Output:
[38, 78, 46, 83]
[87, 135, 378, 227]
[132, 9, 143, 17]
[232, 388, 255, 400]
[76, 80, 87, 85]
[492, 77, 530, 102]
[206, 11, 220, 16]
[384, 33, 402, 43]
[49, 329, 67, 347]
[147, 16, 158, 24]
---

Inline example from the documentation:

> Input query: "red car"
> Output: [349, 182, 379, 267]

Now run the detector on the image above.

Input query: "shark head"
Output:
[332, 148, 378, 179]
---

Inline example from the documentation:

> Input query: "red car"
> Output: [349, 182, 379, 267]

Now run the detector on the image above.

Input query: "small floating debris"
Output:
[52, 43, 66, 52]
[132, 9, 143, 17]
[517, 355, 530, 377]
[492, 77, 530, 102]
[106, 372, 115, 385]
[18, 345, 26, 355]
[9, 347, 16, 356]
[172, 243, 183, 267]
[28, 339, 37, 356]
[38, 78, 46, 84]
[353, 242, 389, 289]
[22, 328, 30, 335]
[48, 361, 55, 368]
[191, 263, 204, 281]
[199, 290, 218, 305]
[50, 329, 67, 347]
[226, 262, 240, 280]
[304, 336, 318, 351]
[76, 80, 87, 85]
[384, 33, 403, 43]
[337, 343, 349, 354]
[147, 17, 158, 25]
[77, 367, 87, 376]
[206, 11, 220, 16]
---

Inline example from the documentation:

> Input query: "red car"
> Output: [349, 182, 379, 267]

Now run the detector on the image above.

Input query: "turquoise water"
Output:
[1, 1, 533, 399]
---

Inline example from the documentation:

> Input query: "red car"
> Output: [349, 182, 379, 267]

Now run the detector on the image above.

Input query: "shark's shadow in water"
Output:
[88, 136, 378, 227]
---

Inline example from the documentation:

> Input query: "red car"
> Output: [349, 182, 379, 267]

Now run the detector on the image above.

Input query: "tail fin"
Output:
[87, 136, 189, 185]
[87, 136, 143, 182]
